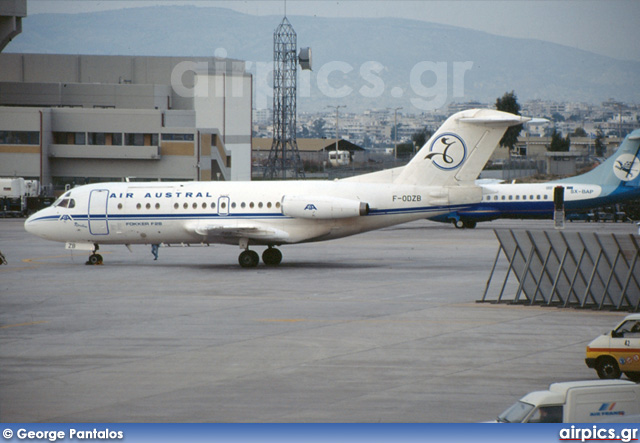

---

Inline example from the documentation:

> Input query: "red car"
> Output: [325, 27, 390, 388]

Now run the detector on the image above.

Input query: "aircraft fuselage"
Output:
[25, 180, 472, 246]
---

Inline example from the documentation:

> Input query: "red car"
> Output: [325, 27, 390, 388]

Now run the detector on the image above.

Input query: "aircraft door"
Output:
[218, 195, 230, 216]
[88, 189, 110, 235]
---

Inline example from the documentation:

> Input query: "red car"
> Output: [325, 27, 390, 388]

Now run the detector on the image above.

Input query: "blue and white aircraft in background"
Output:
[430, 129, 640, 228]
[25, 109, 528, 267]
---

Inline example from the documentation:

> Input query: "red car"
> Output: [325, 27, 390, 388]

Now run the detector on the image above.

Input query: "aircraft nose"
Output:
[24, 213, 39, 234]
[24, 211, 50, 238]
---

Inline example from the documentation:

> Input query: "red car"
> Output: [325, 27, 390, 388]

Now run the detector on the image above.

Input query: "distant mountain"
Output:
[5, 5, 640, 112]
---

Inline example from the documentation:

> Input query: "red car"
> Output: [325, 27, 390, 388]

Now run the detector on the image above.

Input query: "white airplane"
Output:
[429, 129, 640, 228]
[24, 109, 528, 267]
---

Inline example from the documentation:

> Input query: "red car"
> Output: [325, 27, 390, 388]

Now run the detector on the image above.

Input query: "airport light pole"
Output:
[327, 105, 346, 154]
[392, 107, 403, 160]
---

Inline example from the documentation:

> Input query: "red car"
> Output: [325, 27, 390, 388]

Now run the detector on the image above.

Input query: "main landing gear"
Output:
[86, 244, 103, 265]
[452, 218, 477, 229]
[238, 241, 283, 268]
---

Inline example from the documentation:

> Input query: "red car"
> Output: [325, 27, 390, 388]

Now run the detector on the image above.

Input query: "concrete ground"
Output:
[0, 217, 637, 423]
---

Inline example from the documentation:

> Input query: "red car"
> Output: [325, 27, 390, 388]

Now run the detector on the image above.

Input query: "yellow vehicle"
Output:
[586, 314, 640, 382]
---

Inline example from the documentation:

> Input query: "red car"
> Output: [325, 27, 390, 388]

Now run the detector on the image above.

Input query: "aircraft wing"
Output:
[187, 222, 290, 242]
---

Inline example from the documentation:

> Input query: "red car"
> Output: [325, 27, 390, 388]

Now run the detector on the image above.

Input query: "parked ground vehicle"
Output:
[566, 211, 595, 222]
[496, 380, 640, 423]
[586, 314, 640, 382]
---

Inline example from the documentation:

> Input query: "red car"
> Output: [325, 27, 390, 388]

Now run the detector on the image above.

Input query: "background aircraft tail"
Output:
[555, 129, 640, 190]
[394, 109, 529, 187]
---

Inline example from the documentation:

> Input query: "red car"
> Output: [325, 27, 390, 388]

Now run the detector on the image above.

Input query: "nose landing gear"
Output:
[86, 244, 103, 265]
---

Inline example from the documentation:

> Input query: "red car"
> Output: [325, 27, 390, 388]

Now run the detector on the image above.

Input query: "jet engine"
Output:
[281, 195, 370, 219]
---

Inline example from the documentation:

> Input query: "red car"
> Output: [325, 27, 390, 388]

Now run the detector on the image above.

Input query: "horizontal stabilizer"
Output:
[458, 115, 531, 125]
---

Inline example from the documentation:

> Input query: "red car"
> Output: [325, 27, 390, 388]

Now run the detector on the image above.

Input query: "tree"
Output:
[594, 126, 606, 157]
[298, 125, 310, 138]
[412, 129, 432, 151]
[547, 129, 571, 152]
[311, 118, 326, 138]
[495, 91, 523, 154]
[572, 127, 587, 137]
[396, 142, 415, 158]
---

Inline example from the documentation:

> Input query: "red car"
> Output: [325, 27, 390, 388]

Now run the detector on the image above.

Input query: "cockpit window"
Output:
[54, 198, 76, 208]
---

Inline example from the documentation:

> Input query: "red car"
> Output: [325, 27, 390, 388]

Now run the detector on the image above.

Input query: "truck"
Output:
[586, 314, 640, 382]
[495, 380, 640, 423]
[0, 177, 52, 217]
[0, 177, 27, 216]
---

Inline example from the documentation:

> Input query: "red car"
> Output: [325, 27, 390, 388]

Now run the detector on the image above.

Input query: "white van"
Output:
[586, 314, 640, 382]
[496, 380, 640, 423]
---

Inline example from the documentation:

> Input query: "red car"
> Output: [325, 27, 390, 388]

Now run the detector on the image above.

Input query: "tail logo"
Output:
[424, 133, 467, 170]
[613, 154, 640, 181]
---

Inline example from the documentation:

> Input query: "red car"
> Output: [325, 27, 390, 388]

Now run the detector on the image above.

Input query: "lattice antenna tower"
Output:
[264, 16, 312, 179]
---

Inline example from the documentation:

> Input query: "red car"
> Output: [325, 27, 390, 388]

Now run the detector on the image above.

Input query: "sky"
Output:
[28, 0, 640, 62]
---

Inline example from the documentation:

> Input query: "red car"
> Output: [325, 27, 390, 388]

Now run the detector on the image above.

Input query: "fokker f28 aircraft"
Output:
[430, 129, 640, 228]
[25, 109, 528, 267]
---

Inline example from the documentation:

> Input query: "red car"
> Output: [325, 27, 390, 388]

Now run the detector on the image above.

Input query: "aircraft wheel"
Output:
[238, 250, 259, 268]
[596, 357, 621, 379]
[463, 220, 477, 229]
[454, 219, 465, 229]
[262, 247, 282, 266]
[87, 254, 101, 265]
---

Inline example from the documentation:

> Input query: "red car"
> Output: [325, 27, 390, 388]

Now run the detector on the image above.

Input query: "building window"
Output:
[162, 133, 194, 141]
[87, 132, 123, 146]
[52, 132, 87, 145]
[0, 131, 39, 145]
[88, 132, 106, 145]
[125, 133, 159, 146]
[125, 133, 145, 146]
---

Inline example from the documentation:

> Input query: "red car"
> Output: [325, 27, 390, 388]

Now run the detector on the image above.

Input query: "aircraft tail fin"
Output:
[555, 129, 640, 189]
[394, 109, 530, 186]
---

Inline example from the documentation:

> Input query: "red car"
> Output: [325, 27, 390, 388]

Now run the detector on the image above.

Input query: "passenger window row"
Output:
[485, 194, 549, 201]
[115, 201, 282, 211]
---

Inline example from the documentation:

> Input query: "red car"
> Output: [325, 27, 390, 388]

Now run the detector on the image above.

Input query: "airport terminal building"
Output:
[0, 53, 253, 195]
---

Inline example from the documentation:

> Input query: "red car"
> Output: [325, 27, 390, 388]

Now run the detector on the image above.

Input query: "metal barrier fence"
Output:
[480, 229, 640, 312]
